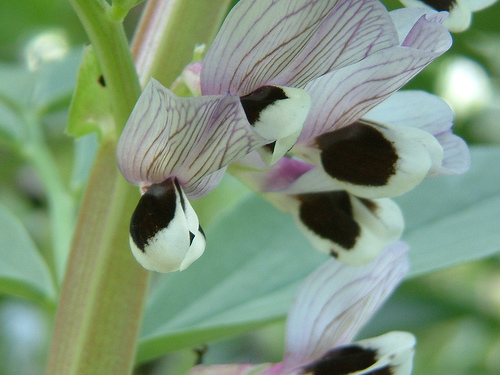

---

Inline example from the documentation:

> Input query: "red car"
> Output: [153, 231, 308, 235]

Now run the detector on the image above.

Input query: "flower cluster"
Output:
[117, 0, 469, 272]
[116, 1, 472, 373]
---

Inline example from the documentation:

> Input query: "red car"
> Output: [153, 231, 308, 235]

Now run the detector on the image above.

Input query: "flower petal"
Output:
[297, 11, 451, 143]
[240, 85, 311, 164]
[129, 178, 206, 273]
[300, 331, 415, 375]
[201, 0, 399, 96]
[363, 90, 470, 176]
[117, 79, 269, 196]
[230, 154, 339, 195]
[298, 120, 444, 199]
[288, 191, 404, 264]
[399, 0, 472, 31]
[281, 243, 410, 370]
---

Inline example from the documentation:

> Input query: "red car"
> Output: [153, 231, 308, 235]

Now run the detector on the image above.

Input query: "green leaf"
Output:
[66, 46, 113, 139]
[0, 203, 56, 305]
[0, 50, 80, 113]
[397, 146, 500, 277]
[137, 196, 327, 363]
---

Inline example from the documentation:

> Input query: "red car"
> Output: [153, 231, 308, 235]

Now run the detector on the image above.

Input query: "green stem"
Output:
[132, 0, 231, 87]
[22, 111, 74, 285]
[47, 0, 146, 374]
[47, 0, 233, 373]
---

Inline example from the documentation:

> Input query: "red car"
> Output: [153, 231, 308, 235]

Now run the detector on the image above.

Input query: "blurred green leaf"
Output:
[0, 203, 56, 305]
[66, 46, 113, 139]
[0, 50, 80, 113]
[137, 196, 327, 363]
[397, 146, 500, 277]
[0, 101, 23, 144]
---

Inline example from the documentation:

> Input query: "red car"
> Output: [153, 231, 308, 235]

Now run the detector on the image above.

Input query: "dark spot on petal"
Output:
[359, 198, 378, 214]
[174, 178, 186, 212]
[98, 74, 106, 87]
[240, 86, 288, 125]
[301, 345, 378, 375]
[264, 141, 276, 153]
[420, 0, 456, 11]
[297, 191, 359, 250]
[130, 179, 177, 252]
[365, 366, 393, 375]
[316, 121, 398, 187]
[189, 231, 195, 245]
[198, 225, 206, 239]
[329, 249, 338, 258]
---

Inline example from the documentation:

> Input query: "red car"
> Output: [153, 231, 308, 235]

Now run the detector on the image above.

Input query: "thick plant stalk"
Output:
[47, 0, 232, 374]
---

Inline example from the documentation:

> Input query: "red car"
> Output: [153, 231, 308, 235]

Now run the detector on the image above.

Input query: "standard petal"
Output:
[117, 79, 269, 196]
[300, 331, 415, 375]
[129, 178, 206, 273]
[288, 191, 404, 264]
[297, 11, 451, 142]
[363, 90, 470, 176]
[201, 0, 399, 96]
[297, 120, 444, 199]
[281, 243, 410, 371]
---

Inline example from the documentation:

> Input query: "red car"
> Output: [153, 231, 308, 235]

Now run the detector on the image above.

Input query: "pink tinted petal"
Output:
[281, 242, 409, 371]
[230, 154, 340, 195]
[184, 168, 227, 199]
[117, 79, 267, 197]
[190, 363, 273, 375]
[363, 91, 470, 176]
[297, 9, 450, 142]
[202, 0, 398, 96]
[269, 0, 399, 89]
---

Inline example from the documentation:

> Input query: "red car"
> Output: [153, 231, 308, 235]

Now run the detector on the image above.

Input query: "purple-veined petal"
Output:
[190, 363, 276, 375]
[281, 243, 409, 372]
[299, 331, 415, 375]
[363, 90, 470, 176]
[201, 0, 399, 96]
[117, 79, 270, 197]
[183, 168, 227, 199]
[296, 119, 444, 199]
[297, 11, 451, 143]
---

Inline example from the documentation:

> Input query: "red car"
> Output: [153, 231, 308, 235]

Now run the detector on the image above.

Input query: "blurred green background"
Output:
[0, 0, 499, 374]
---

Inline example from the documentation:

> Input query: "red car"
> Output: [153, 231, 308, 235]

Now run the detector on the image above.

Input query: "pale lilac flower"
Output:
[117, 0, 469, 272]
[190, 243, 415, 375]
[399, 0, 499, 32]
[225, 7, 470, 265]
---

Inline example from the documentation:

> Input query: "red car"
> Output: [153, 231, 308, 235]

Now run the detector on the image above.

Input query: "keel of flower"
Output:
[240, 85, 311, 165]
[306, 119, 444, 199]
[129, 178, 205, 273]
[292, 192, 404, 265]
[300, 332, 415, 375]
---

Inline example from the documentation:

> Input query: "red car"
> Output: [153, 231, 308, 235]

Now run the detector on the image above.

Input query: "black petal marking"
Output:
[264, 141, 276, 153]
[130, 179, 177, 252]
[420, 0, 456, 11]
[297, 191, 360, 250]
[316, 121, 398, 187]
[301, 345, 378, 375]
[240, 86, 288, 125]
[189, 231, 195, 245]
[198, 225, 206, 239]
[359, 198, 378, 214]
